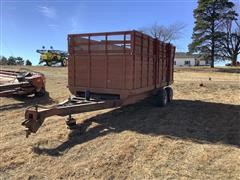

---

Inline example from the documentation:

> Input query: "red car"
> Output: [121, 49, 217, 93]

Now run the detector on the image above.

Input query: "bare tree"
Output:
[141, 22, 186, 43]
[220, 19, 240, 66]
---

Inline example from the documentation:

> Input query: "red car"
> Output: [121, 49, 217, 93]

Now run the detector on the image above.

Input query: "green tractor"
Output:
[37, 46, 68, 66]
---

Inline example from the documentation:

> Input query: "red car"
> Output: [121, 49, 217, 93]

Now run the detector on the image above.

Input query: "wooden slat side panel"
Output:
[74, 55, 90, 87]
[107, 55, 124, 89]
[68, 30, 176, 99]
[158, 43, 164, 85]
[158, 44, 163, 86]
[142, 61, 148, 88]
[125, 56, 134, 90]
[134, 56, 142, 89]
[163, 44, 168, 83]
[91, 55, 107, 88]
[148, 60, 154, 86]
[133, 55, 155, 89]
[170, 46, 176, 82]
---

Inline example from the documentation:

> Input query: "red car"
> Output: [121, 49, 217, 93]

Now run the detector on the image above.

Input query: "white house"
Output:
[174, 52, 210, 67]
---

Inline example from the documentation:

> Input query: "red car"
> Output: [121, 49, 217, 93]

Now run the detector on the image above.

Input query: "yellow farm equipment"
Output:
[37, 46, 68, 66]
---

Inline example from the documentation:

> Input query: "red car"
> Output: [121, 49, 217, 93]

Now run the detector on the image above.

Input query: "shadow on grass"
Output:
[0, 91, 56, 111]
[215, 67, 240, 74]
[33, 99, 240, 156]
[175, 67, 240, 74]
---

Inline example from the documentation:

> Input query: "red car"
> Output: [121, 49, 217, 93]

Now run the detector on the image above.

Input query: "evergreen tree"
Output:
[25, 59, 32, 66]
[7, 56, 17, 65]
[0, 56, 8, 65]
[16, 56, 24, 65]
[189, 0, 237, 68]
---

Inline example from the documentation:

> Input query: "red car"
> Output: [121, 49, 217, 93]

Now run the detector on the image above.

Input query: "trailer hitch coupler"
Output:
[22, 108, 44, 137]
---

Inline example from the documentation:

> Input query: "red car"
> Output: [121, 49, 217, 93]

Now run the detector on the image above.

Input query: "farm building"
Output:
[174, 52, 210, 67]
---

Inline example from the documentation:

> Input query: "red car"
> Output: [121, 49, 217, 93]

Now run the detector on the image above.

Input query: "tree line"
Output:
[0, 56, 32, 66]
[142, 0, 239, 67]
[189, 0, 239, 68]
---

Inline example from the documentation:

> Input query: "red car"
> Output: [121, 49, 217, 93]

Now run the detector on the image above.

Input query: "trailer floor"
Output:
[1, 66, 239, 179]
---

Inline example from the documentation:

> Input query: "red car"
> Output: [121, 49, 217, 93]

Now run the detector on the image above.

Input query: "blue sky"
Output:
[0, 0, 239, 65]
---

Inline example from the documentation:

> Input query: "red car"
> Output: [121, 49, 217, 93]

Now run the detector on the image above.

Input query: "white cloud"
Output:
[48, 24, 59, 31]
[39, 6, 56, 19]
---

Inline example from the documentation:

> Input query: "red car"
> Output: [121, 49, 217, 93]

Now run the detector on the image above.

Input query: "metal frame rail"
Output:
[22, 96, 122, 137]
[0, 82, 32, 97]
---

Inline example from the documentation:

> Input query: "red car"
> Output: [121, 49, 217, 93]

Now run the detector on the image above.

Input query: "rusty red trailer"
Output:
[68, 30, 175, 104]
[22, 30, 175, 137]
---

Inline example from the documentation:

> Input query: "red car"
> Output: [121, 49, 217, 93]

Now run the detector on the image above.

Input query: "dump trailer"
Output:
[0, 69, 45, 97]
[22, 30, 175, 137]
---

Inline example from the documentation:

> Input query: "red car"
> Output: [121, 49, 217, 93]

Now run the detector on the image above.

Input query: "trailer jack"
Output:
[66, 114, 77, 129]
[22, 97, 121, 137]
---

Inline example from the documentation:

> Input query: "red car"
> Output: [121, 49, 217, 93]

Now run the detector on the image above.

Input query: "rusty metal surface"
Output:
[22, 97, 122, 137]
[0, 70, 45, 97]
[21, 31, 175, 137]
[68, 30, 175, 101]
[0, 82, 30, 91]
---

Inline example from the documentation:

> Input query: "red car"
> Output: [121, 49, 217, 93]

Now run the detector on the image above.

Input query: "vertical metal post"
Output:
[162, 43, 164, 81]
[147, 36, 150, 87]
[105, 33, 109, 88]
[132, 31, 136, 89]
[140, 33, 143, 88]
[89, 35, 92, 88]
[124, 33, 127, 89]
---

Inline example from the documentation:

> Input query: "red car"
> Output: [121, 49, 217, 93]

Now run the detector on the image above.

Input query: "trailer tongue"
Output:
[22, 97, 122, 137]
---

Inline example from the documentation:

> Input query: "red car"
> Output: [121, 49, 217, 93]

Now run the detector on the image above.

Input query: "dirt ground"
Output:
[0, 66, 239, 179]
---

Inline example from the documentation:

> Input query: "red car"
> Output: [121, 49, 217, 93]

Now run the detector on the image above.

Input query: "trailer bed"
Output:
[68, 30, 175, 103]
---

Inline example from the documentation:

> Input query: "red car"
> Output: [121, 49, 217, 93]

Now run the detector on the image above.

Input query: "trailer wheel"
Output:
[165, 86, 173, 103]
[156, 88, 168, 107]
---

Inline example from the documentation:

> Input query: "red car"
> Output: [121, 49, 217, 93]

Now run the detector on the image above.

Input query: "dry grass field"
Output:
[0, 66, 239, 179]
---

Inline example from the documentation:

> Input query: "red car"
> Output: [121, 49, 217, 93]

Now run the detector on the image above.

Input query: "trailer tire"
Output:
[156, 88, 168, 107]
[165, 86, 173, 103]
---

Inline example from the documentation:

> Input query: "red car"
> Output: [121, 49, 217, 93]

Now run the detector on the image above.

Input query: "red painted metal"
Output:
[22, 30, 176, 137]
[68, 30, 175, 103]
